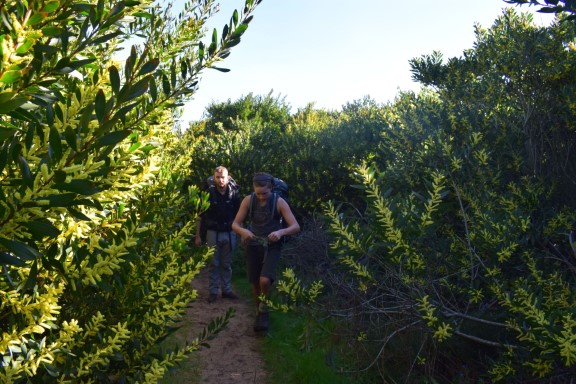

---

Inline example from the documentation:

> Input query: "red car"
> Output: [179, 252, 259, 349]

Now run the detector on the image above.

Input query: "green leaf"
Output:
[64, 126, 77, 151]
[109, 66, 121, 94]
[212, 27, 218, 46]
[18, 155, 34, 189]
[90, 31, 123, 46]
[0, 238, 42, 261]
[67, 207, 91, 221]
[211, 67, 230, 73]
[55, 58, 96, 73]
[149, 77, 157, 102]
[225, 38, 241, 48]
[170, 63, 177, 88]
[231, 23, 248, 40]
[128, 142, 142, 152]
[121, 76, 150, 103]
[95, 90, 106, 123]
[208, 42, 217, 56]
[24, 261, 39, 292]
[30, 93, 59, 107]
[137, 58, 159, 77]
[27, 13, 45, 26]
[180, 60, 188, 79]
[0, 142, 9, 175]
[0, 71, 22, 85]
[15, 38, 35, 54]
[162, 74, 171, 95]
[0, 127, 18, 140]
[42, 1, 60, 13]
[49, 126, 62, 161]
[79, 104, 93, 133]
[41, 26, 65, 36]
[198, 41, 205, 61]
[0, 91, 16, 104]
[114, 102, 139, 120]
[53, 170, 66, 183]
[97, 130, 131, 147]
[44, 193, 77, 207]
[54, 179, 100, 195]
[22, 220, 61, 239]
[0, 252, 26, 267]
[125, 46, 137, 79]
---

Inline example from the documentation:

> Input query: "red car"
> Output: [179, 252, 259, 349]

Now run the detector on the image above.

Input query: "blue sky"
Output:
[178, 0, 553, 122]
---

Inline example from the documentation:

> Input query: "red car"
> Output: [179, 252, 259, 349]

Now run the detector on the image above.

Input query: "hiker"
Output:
[195, 166, 241, 303]
[231, 172, 300, 331]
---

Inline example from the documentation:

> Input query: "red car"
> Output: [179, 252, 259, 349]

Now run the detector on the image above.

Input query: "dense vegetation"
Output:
[0, 0, 261, 382]
[2, 0, 576, 383]
[182, 8, 576, 383]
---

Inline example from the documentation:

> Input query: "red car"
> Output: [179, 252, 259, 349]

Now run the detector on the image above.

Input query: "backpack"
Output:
[200, 175, 240, 237]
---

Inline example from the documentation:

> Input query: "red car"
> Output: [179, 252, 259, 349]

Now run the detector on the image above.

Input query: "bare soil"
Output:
[162, 267, 269, 384]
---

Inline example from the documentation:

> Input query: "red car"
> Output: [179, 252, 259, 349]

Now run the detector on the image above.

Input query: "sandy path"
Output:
[163, 267, 269, 383]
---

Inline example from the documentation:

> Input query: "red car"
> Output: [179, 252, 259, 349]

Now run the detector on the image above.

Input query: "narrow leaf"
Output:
[0, 127, 18, 140]
[0, 71, 22, 85]
[0, 238, 42, 261]
[137, 58, 159, 77]
[162, 74, 171, 95]
[24, 260, 39, 291]
[0, 252, 26, 267]
[95, 89, 106, 123]
[18, 155, 34, 189]
[23, 220, 61, 239]
[54, 179, 100, 195]
[44, 193, 77, 207]
[97, 130, 131, 147]
[49, 126, 62, 161]
[149, 77, 157, 102]
[170, 63, 177, 88]
[90, 31, 123, 46]
[64, 126, 77, 151]
[42, 1, 60, 13]
[67, 207, 91, 221]
[211, 67, 230, 73]
[109, 66, 120, 94]
[121, 76, 150, 103]
[180, 60, 188, 79]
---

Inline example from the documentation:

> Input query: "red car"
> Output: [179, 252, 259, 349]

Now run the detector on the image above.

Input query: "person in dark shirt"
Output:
[232, 172, 300, 331]
[196, 166, 241, 303]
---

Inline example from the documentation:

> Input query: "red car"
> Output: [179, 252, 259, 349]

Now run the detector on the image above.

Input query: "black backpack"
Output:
[200, 175, 240, 236]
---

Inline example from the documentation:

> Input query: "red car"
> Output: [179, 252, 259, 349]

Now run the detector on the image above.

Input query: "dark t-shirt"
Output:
[250, 196, 281, 238]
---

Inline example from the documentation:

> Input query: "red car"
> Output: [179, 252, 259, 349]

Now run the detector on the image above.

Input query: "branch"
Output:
[442, 308, 508, 328]
[454, 330, 518, 349]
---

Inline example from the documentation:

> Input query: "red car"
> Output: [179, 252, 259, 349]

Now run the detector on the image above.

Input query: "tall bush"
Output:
[0, 0, 260, 382]
[324, 10, 576, 383]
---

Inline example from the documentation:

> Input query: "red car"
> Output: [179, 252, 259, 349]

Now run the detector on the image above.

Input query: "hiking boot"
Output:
[254, 312, 269, 332]
[222, 291, 239, 299]
[208, 293, 218, 303]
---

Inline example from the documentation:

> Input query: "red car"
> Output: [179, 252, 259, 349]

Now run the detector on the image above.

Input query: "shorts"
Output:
[245, 242, 281, 284]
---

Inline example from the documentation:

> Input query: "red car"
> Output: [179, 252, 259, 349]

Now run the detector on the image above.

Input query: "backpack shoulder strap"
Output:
[271, 192, 280, 221]
[249, 192, 256, 220]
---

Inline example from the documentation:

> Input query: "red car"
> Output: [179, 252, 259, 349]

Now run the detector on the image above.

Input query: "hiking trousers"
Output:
[206, 230, 237, 295]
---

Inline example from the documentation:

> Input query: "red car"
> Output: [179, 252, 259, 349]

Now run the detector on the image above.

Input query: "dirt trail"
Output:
[164, 267, 269, 384]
